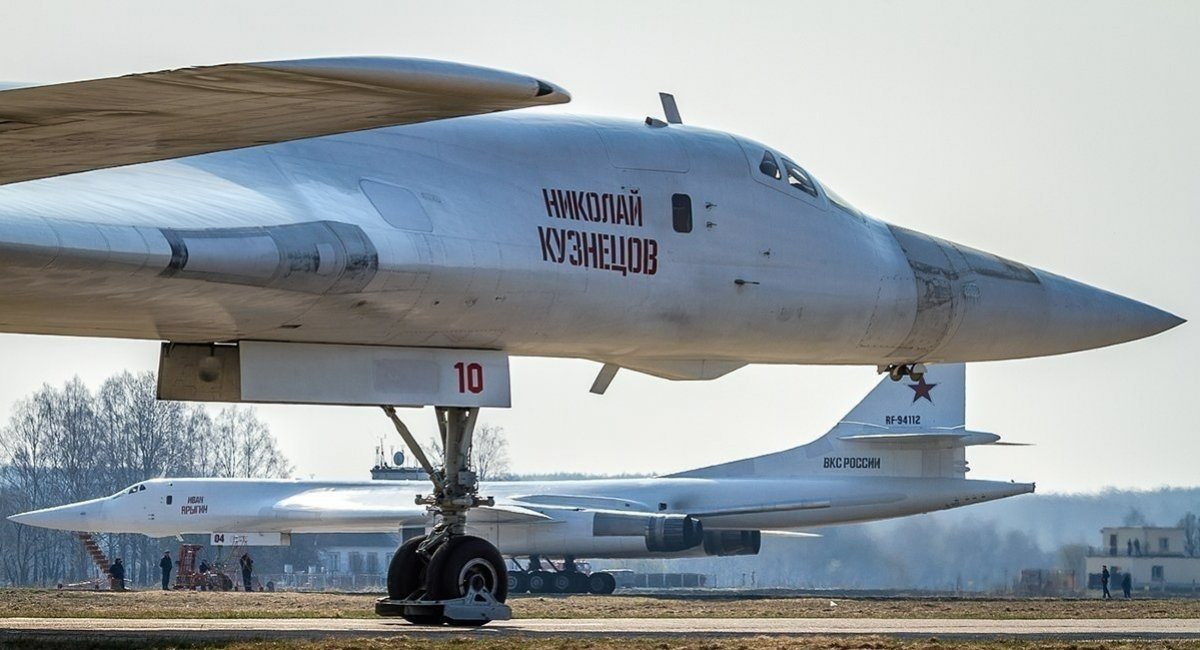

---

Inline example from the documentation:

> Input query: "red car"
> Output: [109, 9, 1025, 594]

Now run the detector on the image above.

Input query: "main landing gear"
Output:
[374, 406, 510, 627]
[881, 362, 927, 382]
[508, 555, 617, 595]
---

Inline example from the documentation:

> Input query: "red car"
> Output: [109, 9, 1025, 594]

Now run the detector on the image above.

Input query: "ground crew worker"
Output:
[239, 553, 254, 592]
[1122, 572, 1132, 598]
[110, 558, 125, 591]
[1101, 565, 1111, 599]
[160, 551, 173, 590]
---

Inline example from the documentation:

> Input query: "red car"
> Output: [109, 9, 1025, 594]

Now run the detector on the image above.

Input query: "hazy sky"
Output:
[0, 1, 1196, 493]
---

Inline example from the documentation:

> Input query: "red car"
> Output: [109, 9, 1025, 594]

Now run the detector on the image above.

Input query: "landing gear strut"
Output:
[375, 406, 510, 626]
[881, 362, 927, 382]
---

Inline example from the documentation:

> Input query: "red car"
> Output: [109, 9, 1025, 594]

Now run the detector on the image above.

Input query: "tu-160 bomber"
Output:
[12, 365, 1031, 600]
[0, 57, 1182, 624]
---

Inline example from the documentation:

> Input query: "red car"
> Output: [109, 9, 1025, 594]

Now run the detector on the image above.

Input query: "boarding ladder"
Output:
[174, 543, 203, 589]
[76, 532, 112, 587]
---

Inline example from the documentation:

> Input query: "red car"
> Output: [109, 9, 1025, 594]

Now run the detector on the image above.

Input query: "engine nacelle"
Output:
[593, 511, 704, 553]
[701, 530, 762, 556]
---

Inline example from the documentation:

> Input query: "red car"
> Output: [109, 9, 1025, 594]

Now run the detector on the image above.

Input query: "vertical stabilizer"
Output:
[671, 364, 989, 479]
[837, 364, 965, 431]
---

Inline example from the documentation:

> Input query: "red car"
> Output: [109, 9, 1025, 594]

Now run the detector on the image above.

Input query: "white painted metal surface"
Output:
[0, 58, 1181, 379]
[11, 365, 1033, 559]
[239, 342, 511, 407]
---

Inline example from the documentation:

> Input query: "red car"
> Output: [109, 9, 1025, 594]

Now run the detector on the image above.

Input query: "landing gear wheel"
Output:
[527, 570, 553, 593]
[387, 535, 441, 625]
[587, 572, 617, 595]
[550, 572, 573, 594]
[507, 570, 529, 594]
[427, 536, 508, 604]
[909, 363, 927, 382]
[568, 572, 589, 593]
[888, 365, 906, 381]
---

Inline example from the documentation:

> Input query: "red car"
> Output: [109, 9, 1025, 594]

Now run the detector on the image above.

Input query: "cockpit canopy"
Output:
[744, 139, 863, 217]
[113, 483, 147, 498]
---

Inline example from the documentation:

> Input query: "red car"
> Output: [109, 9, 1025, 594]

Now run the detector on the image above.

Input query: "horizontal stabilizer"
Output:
[839, 428, 1001, 447]
[0, 57, 570, 186]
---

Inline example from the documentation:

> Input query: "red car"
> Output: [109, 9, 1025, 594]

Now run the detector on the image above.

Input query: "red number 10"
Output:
[454, 362, 484, 394]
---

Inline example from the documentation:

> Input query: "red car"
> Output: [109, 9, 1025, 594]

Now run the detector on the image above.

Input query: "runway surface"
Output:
[2, 617, 1200, 640]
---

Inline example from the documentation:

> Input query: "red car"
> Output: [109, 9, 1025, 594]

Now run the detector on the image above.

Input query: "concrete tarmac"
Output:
[2, 617, 1200, 640]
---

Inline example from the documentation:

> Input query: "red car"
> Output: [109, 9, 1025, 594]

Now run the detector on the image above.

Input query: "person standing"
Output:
[1122, 572, 1132, 598]
[1101, 565, 1111, 599]
[159, 551, 173, 590]
[239, 553, 254, 592]
[110, 558, 125, 591]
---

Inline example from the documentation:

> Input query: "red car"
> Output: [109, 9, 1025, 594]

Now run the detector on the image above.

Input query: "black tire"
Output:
[527, 570, 553, 593]
[387, 535, 429, 601]
[550, 572, 573, 594]
[507, 570, 529, 594]
[426, 535, 508, 603]
[566, 572, 588, 593]
[587, 572, 617, 595]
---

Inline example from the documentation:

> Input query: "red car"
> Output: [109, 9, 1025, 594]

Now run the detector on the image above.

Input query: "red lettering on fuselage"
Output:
[542, 188, 643, 227]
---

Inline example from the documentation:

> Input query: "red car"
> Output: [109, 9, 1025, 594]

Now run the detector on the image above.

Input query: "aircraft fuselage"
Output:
[0, 114, 1180, 372]
[15, 476, 1032, 559]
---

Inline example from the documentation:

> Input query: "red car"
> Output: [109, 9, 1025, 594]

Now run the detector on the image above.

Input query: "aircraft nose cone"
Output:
[1034, 271, 1184, 353]
[885, 227, 1182, 363]
[8, 498, 105, 531]
[929, 258, 1183, 362]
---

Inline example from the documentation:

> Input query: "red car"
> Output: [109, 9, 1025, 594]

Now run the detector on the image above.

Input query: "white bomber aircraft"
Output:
[0, 57, 1180, 623]
[13, 365, 1031, 596]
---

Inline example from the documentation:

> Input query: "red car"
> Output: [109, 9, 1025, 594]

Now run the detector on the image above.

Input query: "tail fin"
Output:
[672, 363, 1002, 480]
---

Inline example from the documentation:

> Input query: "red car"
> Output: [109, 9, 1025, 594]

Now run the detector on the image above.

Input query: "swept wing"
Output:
[0, 57, 569, 185]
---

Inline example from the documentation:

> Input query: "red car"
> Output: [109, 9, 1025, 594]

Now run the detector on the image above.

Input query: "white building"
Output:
[1086, 526, 1200, 592]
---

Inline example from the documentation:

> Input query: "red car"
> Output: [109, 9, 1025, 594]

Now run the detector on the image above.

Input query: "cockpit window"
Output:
[759, 151, 781, 180]
[781, 158, 818, 197]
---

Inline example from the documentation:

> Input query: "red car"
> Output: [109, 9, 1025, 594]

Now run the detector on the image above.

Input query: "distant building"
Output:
[370, 447, 429, 481]
[1086, 526, 1200, 592]
[316, 533, 397, 578]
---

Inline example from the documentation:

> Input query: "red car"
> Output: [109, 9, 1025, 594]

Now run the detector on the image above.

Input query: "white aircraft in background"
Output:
[0, 57, 1177, 623]
[13, 365, 1031, 601]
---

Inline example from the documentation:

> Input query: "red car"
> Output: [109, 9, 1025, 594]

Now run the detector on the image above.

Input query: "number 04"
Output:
[454, 362, 484, 394]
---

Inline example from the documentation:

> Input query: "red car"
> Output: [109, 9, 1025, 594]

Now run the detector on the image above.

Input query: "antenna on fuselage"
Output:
[659, 92, 682, 124]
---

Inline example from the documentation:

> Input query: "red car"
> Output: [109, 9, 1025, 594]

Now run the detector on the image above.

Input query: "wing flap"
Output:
[0, 57, 570, 185]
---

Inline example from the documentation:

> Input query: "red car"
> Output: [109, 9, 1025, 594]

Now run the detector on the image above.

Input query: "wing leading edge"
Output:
[0, 57, 570, 186]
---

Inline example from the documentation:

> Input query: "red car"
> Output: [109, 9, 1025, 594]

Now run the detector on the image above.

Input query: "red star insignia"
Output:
[908, 376, 937, 403]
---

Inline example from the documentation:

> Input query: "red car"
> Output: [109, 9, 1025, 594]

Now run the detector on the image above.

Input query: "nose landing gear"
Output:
[375, 406, 510, 627]
[881, 362, 927, 382]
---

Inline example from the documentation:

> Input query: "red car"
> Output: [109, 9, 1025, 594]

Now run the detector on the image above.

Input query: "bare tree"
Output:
[1122, 507, 1149, 527]
[0, 372, 293, 586]
[472, 424, 510, 481]
[1179, 512, 1199, 557]
[208, 407, 291, 479]
[425, 422, 510, 481]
